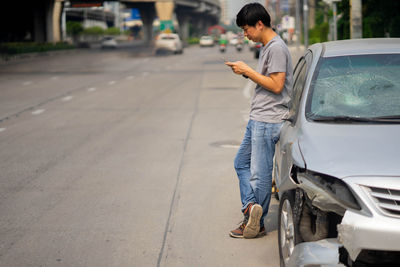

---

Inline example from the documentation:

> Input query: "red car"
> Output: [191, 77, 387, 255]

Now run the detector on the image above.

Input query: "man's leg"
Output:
[234, 120, 256, 210]
[249, 122, 283, 229]
[230, 120, 257, 238]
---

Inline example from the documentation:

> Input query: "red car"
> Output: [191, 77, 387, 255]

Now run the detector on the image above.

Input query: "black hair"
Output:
[236, 3, 271, 28]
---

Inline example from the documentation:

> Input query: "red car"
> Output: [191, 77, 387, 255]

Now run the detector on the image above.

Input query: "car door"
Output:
[275, 52, 311, 193]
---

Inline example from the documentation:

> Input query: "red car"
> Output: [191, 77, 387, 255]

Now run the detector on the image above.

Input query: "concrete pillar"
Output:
[34, 6, 46, 42]
[350, 0, 362, 39]
[138, 4, 156, 44]
[155, 1, 174, 21]
[194, 18, 203, 36]
[52, 0, 63, 43]
[45, 0, 55, 42]
[176, 13, 190, 44]
[309, 0, 315, 29]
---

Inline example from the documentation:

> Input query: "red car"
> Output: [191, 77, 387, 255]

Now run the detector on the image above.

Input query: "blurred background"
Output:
[1, 0, 399, 56]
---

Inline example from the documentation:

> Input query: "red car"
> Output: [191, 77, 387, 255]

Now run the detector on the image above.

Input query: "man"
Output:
[226, 3, 293, 239]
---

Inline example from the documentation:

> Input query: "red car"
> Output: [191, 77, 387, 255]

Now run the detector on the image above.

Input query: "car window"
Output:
[306, 54, 400, 120]
[161, 36, 176, 40]
[288, 57, 308, 123]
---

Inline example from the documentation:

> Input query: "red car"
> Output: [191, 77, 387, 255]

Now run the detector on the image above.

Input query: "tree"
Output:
[336, 0, 400, 39]
[66, 21, 83, 44]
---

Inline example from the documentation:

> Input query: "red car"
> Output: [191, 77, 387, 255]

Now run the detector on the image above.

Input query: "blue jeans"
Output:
[234, 120, 282, 227]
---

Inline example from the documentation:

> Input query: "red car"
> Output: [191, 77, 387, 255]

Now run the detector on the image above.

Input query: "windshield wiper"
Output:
[312, 115, 400, 123]
[367, 115, 400, 122]
[312, 116, 376, 123]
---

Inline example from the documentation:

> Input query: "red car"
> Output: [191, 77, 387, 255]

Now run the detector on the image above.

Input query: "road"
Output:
[0, 43, 303, 266]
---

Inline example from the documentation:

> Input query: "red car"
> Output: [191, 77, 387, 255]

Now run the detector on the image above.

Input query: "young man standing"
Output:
[226, 3, 293, 238]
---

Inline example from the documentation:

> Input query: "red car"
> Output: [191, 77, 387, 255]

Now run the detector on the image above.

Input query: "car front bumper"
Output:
[338, 176, 400, 260]
[338, 207, 400, 260]
[288, 239, 345, 267]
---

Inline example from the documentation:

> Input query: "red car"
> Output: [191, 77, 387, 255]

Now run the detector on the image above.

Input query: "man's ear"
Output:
[256, 20, 264, 30]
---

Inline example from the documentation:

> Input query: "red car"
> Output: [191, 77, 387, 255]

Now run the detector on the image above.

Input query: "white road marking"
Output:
[142, 72, 149, 77]
[23, 81, 32, 86]
[0, 128, 5, 132]
[51, 76, 58, 80]
[109, 81, 116, 85]
[126, 76, 134, 80]
[62, 96, 73, 101]
[142, 58, 150, 63]
[32, 109, 45, 115]
[88, 87, 97, 92]
[243, 80, 254, 99]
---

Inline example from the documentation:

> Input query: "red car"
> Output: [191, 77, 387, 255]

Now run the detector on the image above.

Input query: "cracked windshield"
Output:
[308, 54, 400, 119]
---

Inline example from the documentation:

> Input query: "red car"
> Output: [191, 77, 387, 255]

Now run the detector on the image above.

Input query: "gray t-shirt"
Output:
[250, 35, 293, 123]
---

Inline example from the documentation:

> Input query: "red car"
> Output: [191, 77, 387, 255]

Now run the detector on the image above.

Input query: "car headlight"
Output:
[296, 168, 361, 215]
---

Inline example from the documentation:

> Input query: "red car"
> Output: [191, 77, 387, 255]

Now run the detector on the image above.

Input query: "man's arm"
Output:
[225, 61, 286, 94]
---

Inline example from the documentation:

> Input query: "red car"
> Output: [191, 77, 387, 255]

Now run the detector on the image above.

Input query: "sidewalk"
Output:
[0, 40, 153, 64]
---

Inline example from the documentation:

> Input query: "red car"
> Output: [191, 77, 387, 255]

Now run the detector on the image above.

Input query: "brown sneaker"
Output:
[258, 226, 266, 237]
[243, 203, 253, 219]
[243, 203, 262, 238]
[229, 222, 246, 238]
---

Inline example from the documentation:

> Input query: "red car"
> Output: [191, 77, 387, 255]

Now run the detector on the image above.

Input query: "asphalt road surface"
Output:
[0, 42, 304, 266]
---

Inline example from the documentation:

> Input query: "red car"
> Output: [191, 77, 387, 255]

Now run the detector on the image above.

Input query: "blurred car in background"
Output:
[254, 42, 262, 58]
[248, 39, 256, 51]
[101, 36, 117, 49]
[229, 36, 239, 46]
[199, 35, 214, 47]
[155, 33, 183, 54]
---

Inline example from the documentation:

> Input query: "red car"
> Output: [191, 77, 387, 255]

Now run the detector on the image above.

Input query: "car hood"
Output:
[298, 121, 400, 178]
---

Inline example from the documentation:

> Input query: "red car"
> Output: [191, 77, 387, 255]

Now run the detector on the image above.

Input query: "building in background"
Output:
[220, 0, 230, 25]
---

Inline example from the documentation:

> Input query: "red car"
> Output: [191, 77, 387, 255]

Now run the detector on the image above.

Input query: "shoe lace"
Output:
[237, 217, 248, 227]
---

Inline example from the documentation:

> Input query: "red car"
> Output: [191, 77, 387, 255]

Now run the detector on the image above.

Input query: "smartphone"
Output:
[223, 57, 249, 79]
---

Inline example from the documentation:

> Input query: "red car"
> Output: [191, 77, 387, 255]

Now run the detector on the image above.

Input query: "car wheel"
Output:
[299, 204, 329, 242]
[278, 192, 300, 267]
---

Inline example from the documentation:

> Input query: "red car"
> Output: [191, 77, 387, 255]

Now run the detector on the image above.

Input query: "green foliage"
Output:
[66, 21, 83, 36]
[336, 0, 400, 39]
[362, 0, 400, 38]
[337, 0, 350, 40]
[389, 17, 400, 37]
[83, 26, 104, 35]
[187, 37, 199, 44]
[104, 27, 121, 35]
[0, 42, 75, 55]
[309, 22, 329, 45]
[363, 16, 384, 38]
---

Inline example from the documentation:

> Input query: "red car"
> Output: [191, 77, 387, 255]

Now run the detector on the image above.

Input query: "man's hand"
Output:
[225, 61, 286, 95]
[225, 61, 252, 76]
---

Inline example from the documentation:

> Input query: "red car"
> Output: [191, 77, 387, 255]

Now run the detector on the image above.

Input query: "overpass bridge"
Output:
[121, 0, 221, 43]
[0, 0, 221, 44]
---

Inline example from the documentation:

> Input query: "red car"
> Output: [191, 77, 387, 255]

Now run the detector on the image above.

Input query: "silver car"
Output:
[155, 33, 183, 54]
[275, 38, 400, 267]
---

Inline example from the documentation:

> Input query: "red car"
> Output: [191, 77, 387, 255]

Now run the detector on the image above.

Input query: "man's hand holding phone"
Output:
[224, 58, 249, 79]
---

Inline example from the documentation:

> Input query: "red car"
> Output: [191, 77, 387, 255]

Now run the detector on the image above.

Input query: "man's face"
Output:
[242, 23, 261, 42]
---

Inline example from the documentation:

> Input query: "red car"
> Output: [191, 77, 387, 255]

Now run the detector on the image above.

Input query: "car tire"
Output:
[299, 204, 329, 242]
[278, 191, 301, 267]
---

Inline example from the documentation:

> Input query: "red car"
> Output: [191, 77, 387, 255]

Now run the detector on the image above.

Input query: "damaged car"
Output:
[275, 38, 400, 267]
